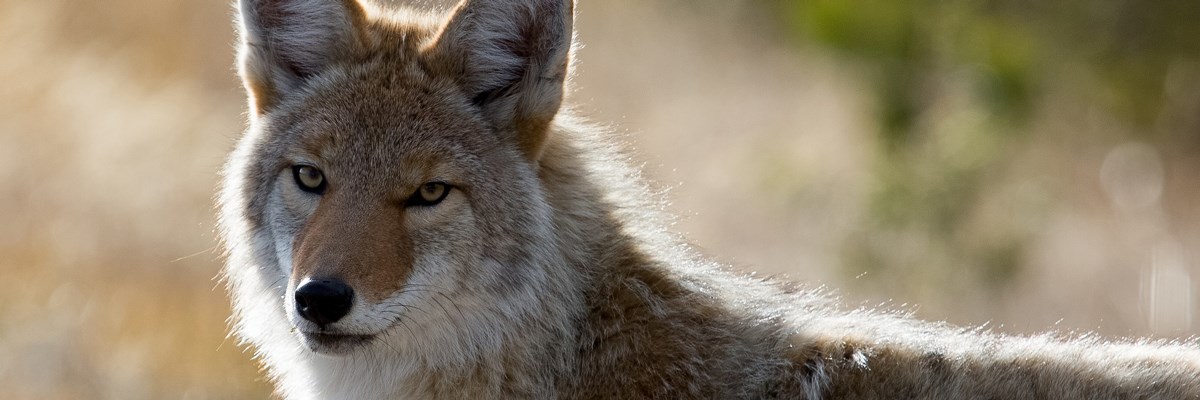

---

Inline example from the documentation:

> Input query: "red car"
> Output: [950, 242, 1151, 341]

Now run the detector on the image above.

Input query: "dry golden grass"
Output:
[1, 0, 1195, 398]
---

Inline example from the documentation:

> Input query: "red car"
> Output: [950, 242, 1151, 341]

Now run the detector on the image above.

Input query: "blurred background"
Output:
[1, 0, 1198, 397]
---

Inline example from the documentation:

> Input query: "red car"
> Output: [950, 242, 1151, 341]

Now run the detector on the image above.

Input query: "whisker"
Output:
[171, 245, 219, 263]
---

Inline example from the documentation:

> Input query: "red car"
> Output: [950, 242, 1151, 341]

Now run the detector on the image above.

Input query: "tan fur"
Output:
[292, 191, 415, 303]
[219, 0, 1200, 399]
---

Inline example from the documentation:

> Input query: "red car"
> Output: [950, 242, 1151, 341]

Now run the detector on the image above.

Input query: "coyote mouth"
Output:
[299, 331, 375, 354]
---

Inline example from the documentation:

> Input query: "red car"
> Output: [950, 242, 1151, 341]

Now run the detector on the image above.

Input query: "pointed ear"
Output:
[431, 0, 575, 161]
[237, 0, 367, 116]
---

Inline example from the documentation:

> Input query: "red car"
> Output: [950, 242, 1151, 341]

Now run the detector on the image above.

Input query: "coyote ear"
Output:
[237, 0, 366, 116]
[432, 0, 575, 161]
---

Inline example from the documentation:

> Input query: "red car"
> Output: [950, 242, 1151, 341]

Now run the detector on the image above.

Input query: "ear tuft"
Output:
[237, 0, 366, 115]
[432, 0, 575, 161]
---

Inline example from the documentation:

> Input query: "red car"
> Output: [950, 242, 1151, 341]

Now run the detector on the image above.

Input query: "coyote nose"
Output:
[294, 278, 354, 327]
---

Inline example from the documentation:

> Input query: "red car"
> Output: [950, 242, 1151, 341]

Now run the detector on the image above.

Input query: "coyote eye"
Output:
[408, 182, 450, 207]
[292, 165, 326, 194]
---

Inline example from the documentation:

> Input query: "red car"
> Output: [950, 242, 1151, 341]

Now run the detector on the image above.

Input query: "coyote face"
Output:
[222, 0, 574, 360]
[254, 76, 551, 355]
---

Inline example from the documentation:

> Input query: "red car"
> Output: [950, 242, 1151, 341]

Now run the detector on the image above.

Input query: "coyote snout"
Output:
[281, 172, 419, 353]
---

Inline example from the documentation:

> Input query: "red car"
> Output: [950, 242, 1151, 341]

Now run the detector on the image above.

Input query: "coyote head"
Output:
[220, 0, 576, 357]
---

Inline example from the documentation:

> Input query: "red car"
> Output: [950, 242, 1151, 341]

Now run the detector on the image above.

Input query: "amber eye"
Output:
[408, 182, 450, 207]
[292, 165, 326, 194]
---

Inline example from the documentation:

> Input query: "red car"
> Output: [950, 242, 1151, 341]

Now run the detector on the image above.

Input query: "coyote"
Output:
[218, 0, 1200, 398]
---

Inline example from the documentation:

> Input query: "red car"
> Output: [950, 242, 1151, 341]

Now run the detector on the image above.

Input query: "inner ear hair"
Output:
[471, 81, 517, 109]
[431, 0, 575, 161]
[237, 0, 368, 115]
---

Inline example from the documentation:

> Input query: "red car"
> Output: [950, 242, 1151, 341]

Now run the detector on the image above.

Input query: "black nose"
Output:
[294, 278, 354, 328]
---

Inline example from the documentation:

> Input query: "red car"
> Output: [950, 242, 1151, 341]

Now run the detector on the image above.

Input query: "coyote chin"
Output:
[218, 0, 1200, 398]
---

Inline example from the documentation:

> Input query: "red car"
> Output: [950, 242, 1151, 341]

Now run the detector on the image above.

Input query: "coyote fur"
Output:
[218, 0, 1200, 398]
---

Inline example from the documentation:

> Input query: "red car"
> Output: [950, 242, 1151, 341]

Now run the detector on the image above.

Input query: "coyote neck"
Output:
[536, 121, 673, 280]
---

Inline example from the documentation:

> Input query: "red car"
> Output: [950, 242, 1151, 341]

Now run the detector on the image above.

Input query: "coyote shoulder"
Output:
[218, 0, 1200, 398]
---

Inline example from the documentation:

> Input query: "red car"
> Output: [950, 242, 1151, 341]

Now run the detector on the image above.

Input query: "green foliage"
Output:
[774, 0, 1200, 295]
